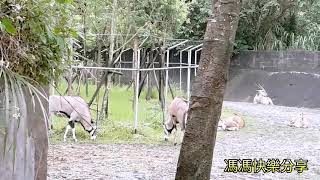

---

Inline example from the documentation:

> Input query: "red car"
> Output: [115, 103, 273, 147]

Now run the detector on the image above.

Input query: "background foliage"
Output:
[0, 0, 77, 84]
[2, 0, 320, 85]
[177, 0, 320, 51]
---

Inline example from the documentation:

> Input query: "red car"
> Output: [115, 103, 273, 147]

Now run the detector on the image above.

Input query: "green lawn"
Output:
[49, 80, 238, 144]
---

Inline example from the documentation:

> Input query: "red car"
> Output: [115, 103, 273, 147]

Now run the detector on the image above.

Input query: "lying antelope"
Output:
[49, 95, 97, 142]
[253, 83, 274, 105]
[163, 97, 188, 145]
[218, 114, 245, 131]
[288, 113, 309, 128]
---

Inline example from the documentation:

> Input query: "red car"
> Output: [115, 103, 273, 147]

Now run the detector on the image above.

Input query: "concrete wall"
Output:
[116, 49, 320, 108]
[231, 50, 320, 72]
[225, 50, 320, 108]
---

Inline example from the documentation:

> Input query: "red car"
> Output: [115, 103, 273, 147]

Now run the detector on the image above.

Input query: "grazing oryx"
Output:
[288, 112, 309, 128]
[218, 114, 245, 131]
[253, 83, 274, 105]
[49, 95, 97, 142]
[163, 97, 188, 145]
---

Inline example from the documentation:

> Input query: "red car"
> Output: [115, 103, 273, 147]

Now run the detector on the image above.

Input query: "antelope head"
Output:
[256, 83, 268, 97]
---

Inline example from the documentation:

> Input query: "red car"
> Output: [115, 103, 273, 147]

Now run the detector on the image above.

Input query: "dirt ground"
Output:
[48, 101, 320, 180]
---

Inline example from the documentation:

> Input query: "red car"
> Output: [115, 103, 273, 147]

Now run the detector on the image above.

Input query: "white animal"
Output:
[163, 97, 188, 145]
[288, 113, 309, 128]
[49, 95, 97, 142]
[218, 114, 245, 131]
[253, 83, 274, 105]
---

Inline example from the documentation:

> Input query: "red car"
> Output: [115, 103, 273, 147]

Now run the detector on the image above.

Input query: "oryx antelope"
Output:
[163, 97, 188, 145]
[49, 95, 97, 142]
[288, 112, 309, 128]
[218, 114, 245, 131]
[253, 83, 274, 105]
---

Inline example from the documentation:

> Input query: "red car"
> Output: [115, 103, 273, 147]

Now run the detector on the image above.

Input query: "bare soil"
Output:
[48, 101, 320, 180]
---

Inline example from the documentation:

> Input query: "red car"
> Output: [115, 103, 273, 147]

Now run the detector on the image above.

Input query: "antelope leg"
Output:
[64, 125, 71, 142]
[68, 120, 77, 142]
[173, 129, 177, 146]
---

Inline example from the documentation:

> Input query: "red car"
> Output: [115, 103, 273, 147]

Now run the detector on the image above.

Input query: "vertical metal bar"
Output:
[195, 48, 202, 77]
[187, 49, 191, 104]
[164, 49, 170, 122]
[179, 51, 182, 91]
[194, 50, 197, 77]
[119, 55, 122, 85]
[180, 46, 194, 93]
[134, 49, 140, 133]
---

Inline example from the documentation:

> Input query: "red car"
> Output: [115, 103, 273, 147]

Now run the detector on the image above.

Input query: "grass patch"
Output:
[50, 80, 239, 144]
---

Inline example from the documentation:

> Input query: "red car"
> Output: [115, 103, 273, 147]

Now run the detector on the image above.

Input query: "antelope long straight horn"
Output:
[257, 83, 267, 92]
[255, 83, 262, 90]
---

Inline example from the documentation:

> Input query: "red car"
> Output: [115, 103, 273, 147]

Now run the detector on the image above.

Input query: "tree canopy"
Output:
[177, 0, 320, 51]
[0, 0, 77, 83]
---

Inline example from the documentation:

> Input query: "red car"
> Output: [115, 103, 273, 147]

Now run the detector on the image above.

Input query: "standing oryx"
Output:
[163, 97, 188, 145]
[49, 95, 97, 142]
[253, 83, 274, 105]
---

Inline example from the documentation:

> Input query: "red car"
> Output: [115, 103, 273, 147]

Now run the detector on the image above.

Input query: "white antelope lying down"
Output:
[253, 83, 274, 105]
[49, 95, 97, 142]
[288, 113, 309, 128]
[163, 97, 188, 145]
[218, 114, 245, 131]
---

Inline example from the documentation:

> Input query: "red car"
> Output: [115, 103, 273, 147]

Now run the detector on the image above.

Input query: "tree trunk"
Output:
[83, 3, 89, 97]
[158, 48, 166, 124]
[146, 51, 153, 100]
[175, 0, 242, 180]
[66, 69, 74, 95]
[100, 0, 117, 120]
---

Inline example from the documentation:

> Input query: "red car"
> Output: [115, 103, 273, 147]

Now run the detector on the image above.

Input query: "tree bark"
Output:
[83, 2, 89, 97]
[100, 0, 117, 120]
[175, 0, 242, 180]
[158, 47, 166, 124]
[146, 51, 153, 100]
[66, 69, 74, 95]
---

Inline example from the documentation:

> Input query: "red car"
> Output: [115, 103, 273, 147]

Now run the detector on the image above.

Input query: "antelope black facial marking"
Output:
[68, 121, 75, 128]
[167, 124, 176, 134]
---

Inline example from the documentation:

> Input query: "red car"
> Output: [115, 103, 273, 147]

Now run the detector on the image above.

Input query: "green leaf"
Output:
[56, 36, 65, 49]
[55, 0, 73, 4]
[69, 29, 78, 38]
[1, 18, 17, 35]
[53, 27, 62, 35]
[40, 35, 47, 44]
[55, 0, 65, 3]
